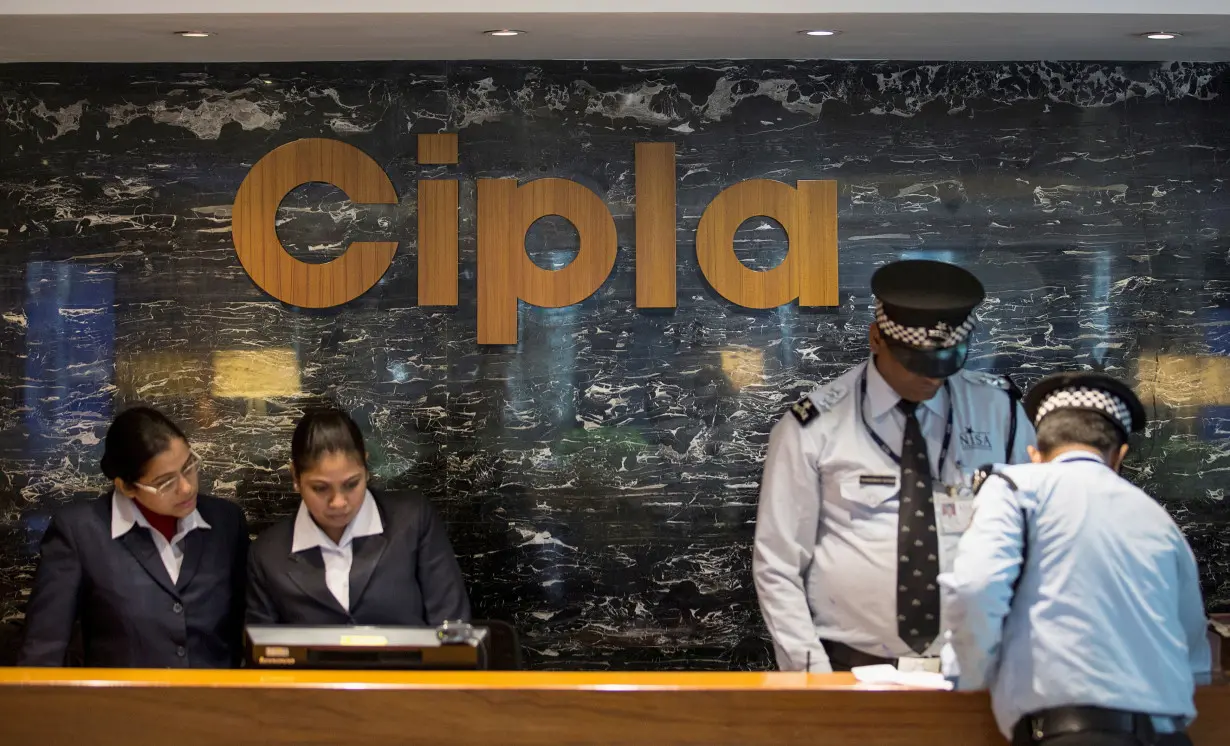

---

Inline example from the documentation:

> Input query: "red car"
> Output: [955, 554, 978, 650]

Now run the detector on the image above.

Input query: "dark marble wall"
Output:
[1, 60, 1228, 669]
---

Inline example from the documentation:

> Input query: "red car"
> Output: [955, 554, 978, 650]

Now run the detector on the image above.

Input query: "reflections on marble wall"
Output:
[210, 350, 303, 400]
[23, 262, 115, 450]
[720, 348, 766, 391]
[1138, 355, 1230, 408]
[0, 60, 1228, 668]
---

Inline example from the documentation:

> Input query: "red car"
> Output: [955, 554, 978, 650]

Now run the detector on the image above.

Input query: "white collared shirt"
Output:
[291, 490, 383, 611]
[862, 357, 950, 477]
[753, 358, 1037, 671]
[111, 492, 212, 584]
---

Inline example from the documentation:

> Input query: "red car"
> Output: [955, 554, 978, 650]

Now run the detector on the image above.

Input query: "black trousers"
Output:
[819, 639, 896, 672]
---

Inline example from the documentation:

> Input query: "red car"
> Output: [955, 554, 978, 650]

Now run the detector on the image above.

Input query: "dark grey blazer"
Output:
[18, 493, 249, 668]
[246, 492, 470, 626]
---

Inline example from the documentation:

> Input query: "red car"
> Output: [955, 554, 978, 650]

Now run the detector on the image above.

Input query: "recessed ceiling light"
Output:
[1142, 31, 1181, 40]
[484, 29, 525, 37]
[175, 31, 213, 38]
[800, 30, 840, 37]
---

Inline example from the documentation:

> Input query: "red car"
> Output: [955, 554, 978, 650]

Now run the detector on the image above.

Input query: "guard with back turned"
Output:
[754, 259, 1036, 672]
[940, 371, 1212, 746]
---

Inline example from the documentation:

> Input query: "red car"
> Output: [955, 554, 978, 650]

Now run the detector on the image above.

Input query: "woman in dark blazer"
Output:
[246, 409, 470, 626]
[19, 407, 249, 668]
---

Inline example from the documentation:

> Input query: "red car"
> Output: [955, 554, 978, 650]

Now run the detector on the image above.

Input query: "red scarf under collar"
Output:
[134, 500, 179, 542]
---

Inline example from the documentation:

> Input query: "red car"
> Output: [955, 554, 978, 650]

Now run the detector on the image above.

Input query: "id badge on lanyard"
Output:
[936, 492, 975, 534]
[936, 462, 977, 535]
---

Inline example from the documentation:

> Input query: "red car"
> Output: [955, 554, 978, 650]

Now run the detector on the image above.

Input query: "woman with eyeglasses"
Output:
[18, 407, 249, 668]
[245, 409, 470, 627]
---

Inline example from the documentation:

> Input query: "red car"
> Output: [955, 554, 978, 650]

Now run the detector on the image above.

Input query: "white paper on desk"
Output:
[852, 664, 954, 691]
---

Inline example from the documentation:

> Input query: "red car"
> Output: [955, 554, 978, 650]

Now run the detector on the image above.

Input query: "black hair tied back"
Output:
[100, 407, 188, 485]
[291, 409, 368, 474]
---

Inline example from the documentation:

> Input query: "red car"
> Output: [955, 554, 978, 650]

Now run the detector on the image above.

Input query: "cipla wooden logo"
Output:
[231, 135, 839, 344]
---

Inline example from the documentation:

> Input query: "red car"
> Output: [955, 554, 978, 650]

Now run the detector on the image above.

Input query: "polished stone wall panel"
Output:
[0, 60, 1228, 668]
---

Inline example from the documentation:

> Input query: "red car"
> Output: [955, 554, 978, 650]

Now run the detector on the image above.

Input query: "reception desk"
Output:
[0, 669, 1227, 745]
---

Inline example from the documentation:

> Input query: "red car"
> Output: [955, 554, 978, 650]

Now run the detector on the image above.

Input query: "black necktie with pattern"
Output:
[896, 399, 940, 654]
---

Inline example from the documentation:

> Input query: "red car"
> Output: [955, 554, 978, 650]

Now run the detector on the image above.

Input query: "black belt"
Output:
[1012, 706, 1182, 745]
[820, 640, 896, 671]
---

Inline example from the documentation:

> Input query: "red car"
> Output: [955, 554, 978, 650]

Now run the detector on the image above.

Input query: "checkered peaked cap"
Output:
[1023, 372, 1146, 436]
[871, 260, 985, 350]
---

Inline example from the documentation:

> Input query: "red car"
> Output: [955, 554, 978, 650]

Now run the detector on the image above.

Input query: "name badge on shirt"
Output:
[859, 474, 897, 487]
[936, 492, 975, 535]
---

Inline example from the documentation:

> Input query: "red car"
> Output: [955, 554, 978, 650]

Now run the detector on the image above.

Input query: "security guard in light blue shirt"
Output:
[940, 372, 1211, 746]
[754, 260, 1036, 673]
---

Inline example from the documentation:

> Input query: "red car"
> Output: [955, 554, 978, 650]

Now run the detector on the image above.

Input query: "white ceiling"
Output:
[0, 3, 1228, 62]
[4, 1, 1229, 14]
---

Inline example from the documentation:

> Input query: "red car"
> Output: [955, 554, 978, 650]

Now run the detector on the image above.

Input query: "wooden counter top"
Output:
[0, 668, 880, 690]
[0, 669, 1226, 745]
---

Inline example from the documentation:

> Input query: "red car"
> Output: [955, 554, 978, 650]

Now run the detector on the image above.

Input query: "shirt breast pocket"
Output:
[837, 477, 899, 521]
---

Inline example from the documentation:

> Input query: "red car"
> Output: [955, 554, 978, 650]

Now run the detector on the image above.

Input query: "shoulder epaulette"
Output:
[790, 397, 818, 426]
[963, 369, 1011, 391]
[788, 385, 848, 427]
[972, 463, 1019, 494]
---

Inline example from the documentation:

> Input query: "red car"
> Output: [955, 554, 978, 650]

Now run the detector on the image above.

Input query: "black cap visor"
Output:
[885, 338, 969, 379]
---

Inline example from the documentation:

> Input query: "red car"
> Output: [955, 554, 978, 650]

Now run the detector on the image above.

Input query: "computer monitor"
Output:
[246, 621, 491, 670]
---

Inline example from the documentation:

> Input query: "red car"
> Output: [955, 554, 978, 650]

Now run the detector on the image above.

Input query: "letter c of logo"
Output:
[232, 138, 398, 307]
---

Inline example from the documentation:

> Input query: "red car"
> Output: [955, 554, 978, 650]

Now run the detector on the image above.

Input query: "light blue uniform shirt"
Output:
[940, 451, 1212, 738]
[754, 358, 1034, 671]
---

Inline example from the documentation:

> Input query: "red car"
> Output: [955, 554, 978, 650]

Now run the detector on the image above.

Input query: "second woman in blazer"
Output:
[246, 409, 471, 626]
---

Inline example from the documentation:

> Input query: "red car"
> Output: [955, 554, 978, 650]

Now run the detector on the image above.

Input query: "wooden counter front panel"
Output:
[1, 687, 1000, 746]
[0, 672, 1225, 746]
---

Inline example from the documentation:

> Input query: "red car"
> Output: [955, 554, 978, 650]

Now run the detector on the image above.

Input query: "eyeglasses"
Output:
[133, 451, 202, 495]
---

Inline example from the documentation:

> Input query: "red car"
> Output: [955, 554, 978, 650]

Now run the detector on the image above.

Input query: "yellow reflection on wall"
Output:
[211, 349, 302, 399]
[116, 352, 208, 397]
[1136, 354, 1230, 407]
[721, 348, 765, 390]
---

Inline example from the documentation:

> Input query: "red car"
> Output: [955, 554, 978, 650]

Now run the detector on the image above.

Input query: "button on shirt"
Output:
[290, 491, 383, 612]
[753, 359, 1035, 671]
[940, 452, 1212, 738]
[110, 492, 211, 584]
